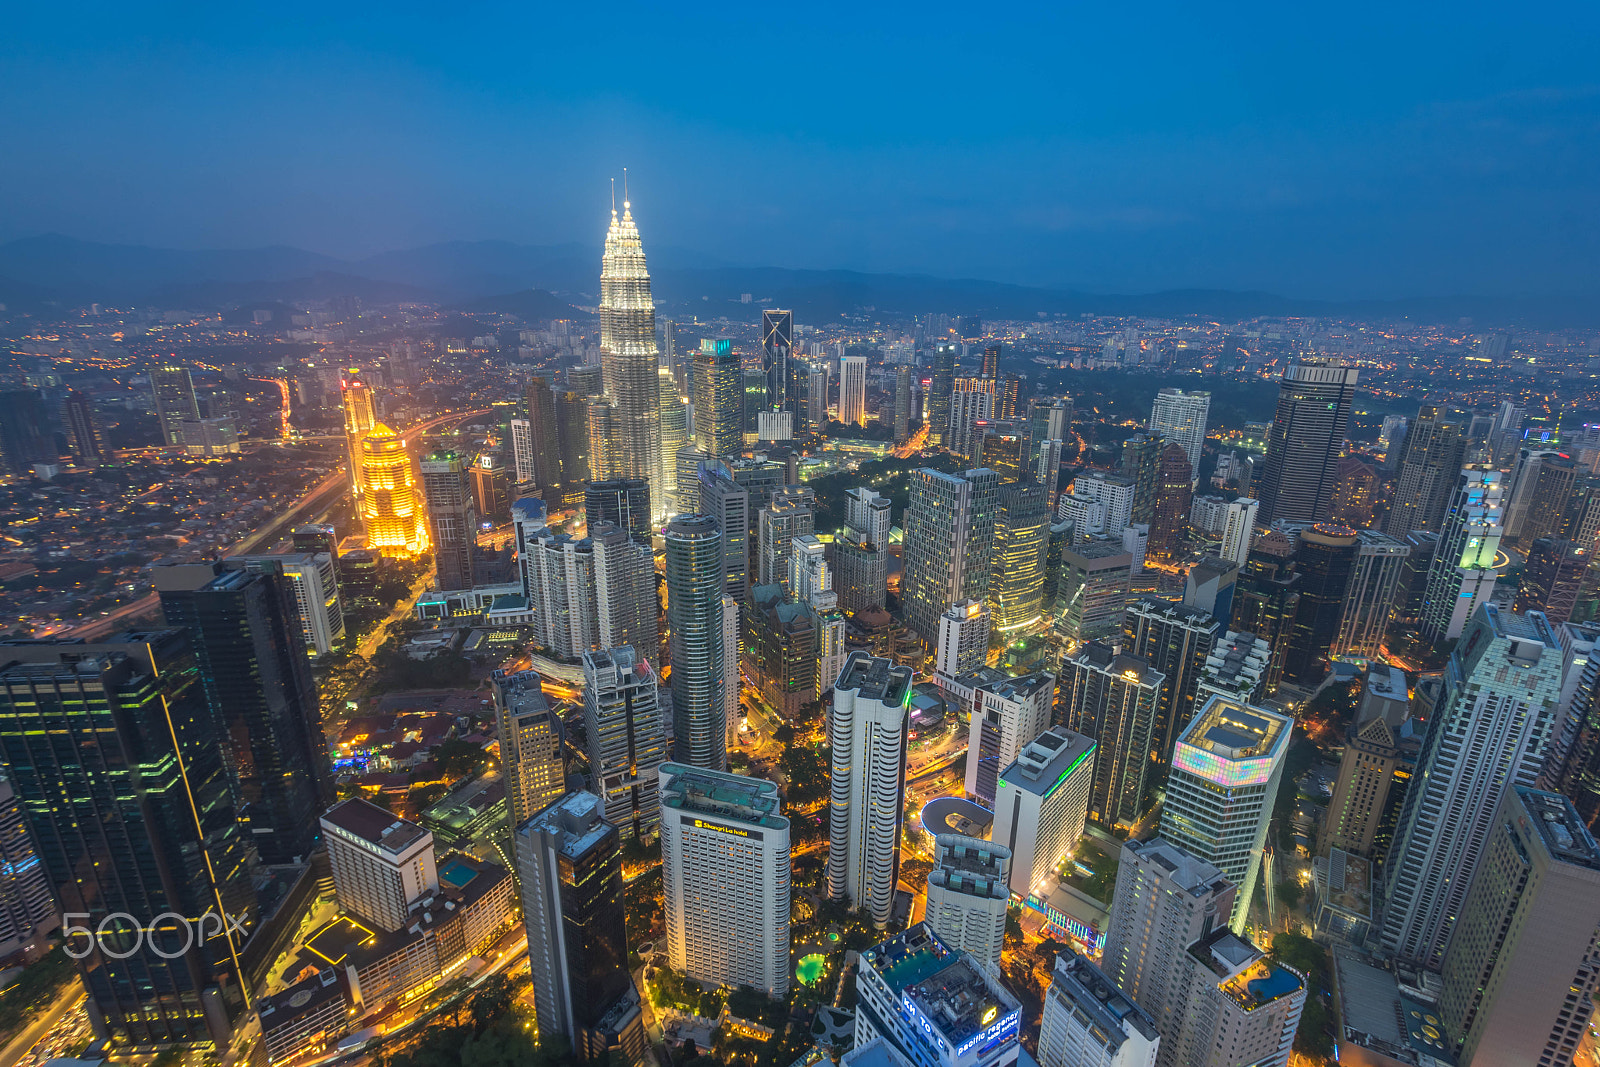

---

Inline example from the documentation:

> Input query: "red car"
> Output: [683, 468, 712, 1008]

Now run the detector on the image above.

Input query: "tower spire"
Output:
[623, 167, 630, 215]
[610, 177, 616, 217]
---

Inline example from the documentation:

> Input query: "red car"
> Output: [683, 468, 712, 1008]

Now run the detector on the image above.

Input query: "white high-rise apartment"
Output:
[758, 484, 815, 593]
[935, 599, 989, 690]
[828, 652, 913, 927]
[838, 487, 892, 614]
[1218, 497, 1259, 567]
[593, 521, 659, 662]
[947, 381, 995, 459]
[493, 668, 565, 827]
[847, 485, 893, 548]
[1148, 388, 1210, 479]
[840, 355, 868, 426]
[509, 417, 536, 484]
[790, 534, 831, 603]
[659, 763, 791, 998]
[1380, 606, 1565, 968]
[1158, 695, 1291, 933]
[583, 646, 669, 840]
[964, 672, 1056, 805]
[1102, 837, 1301, 1067]
[1101, 838, 1236, 1032]
[1156, 928, 1304, 1067]
[814, 595, 848, 701]
[1035, 438, 1064, 503]
[320, 799, 438, 932]
[1037, 951, 1160, 1067]
[1420, 469, 1505, 643]
[523, 527, 598, 657]
[992, 726, 1097, 899]
[924, 835, 1011, 970]
[1058, 471, 1135, 540]
[1195, 630, 1272, 706]
[228, 551, 345, 656]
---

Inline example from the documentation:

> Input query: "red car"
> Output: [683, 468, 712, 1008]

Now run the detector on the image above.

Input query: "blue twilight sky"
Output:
[2, 1, 1598, 299]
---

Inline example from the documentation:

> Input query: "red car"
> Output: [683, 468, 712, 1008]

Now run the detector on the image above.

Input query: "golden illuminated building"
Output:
[342, 372, 377, 506]
[360, 425, 429, 556]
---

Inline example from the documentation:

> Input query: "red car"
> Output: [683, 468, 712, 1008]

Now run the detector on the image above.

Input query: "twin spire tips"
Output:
[609, 170, 632, 217]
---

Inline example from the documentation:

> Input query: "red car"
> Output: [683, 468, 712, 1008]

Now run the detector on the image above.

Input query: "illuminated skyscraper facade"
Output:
[1381, 607, 1565, 968]
[599, 199, 664, 518]
[828, 652, 912, 927]
[990, 481, 1050, 634]
[902, 467, 999, 644]
[359, 425, 429, 555]
[694, 338, 742, 461]
[1159, 695, 1292, 932]
[0, 633, 257, 1047]
[840, 355, 867, 426]
[341, 371, 377, 506]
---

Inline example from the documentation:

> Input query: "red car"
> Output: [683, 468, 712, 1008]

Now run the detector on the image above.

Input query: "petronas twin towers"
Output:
[599, 195, 665, 521]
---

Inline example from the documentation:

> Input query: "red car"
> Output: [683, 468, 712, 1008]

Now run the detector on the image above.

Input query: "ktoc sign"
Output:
[63, 910, 248, 960]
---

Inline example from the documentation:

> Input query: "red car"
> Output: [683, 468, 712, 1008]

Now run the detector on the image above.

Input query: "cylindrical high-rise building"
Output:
[600, 199, 664, 517]
[827, 651, 912, 927]
[665, 515, 726, 770]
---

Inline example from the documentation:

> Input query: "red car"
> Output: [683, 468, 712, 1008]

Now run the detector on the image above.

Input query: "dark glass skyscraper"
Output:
[1255, 359, 1359, 524]
[514, 792, 645, 1065]
[420, 450, 478, 591]
[586, 479, 653, 547]
[0, 632, 257, 1047]
[155, 564, 330, 865]
[1229, 529, 1301, 695]
[762, 309, 793, 412]
[0, 390, 48, 476]
[1283, 524, 1360, 685]
[665, 515, 726, 770]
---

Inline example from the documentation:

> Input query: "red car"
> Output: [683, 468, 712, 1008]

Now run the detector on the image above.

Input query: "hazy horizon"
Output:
[4, 3, 1599, 302]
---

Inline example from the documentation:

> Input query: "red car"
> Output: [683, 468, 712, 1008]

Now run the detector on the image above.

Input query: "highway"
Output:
[0, 987, 85, 1067]
[230, 407, 491, 557]
[65, 407, 492, 641]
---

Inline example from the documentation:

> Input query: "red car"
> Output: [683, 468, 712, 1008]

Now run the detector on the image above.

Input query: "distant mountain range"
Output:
[1, 233, 1596, 328]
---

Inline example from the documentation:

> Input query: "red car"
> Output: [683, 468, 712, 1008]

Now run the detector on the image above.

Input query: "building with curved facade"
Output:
[665, 514, 726, 770]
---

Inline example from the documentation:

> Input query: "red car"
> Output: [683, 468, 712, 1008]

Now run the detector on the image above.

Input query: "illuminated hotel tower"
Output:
[600, 192, 665, 520]
[360, 425, 429, 556]
[341, 371, 377, 508]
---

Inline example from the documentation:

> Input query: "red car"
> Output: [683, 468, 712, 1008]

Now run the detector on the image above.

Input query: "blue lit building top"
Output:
[854, 923, 1021, 1067]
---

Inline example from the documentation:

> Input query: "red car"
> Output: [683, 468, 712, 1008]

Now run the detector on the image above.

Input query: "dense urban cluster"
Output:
[2, 198, 1600, 1067]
